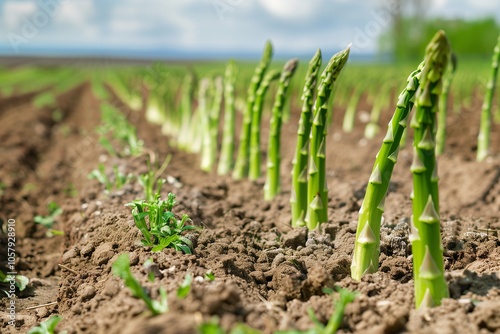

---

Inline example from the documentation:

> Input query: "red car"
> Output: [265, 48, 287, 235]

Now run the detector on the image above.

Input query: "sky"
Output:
[0, 0, 498, 60]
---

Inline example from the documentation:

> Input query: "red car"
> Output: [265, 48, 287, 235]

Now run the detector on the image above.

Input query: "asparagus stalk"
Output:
[364, 83, 391, 139]
[177, 72, 196, 150]
[436, 53, 457, 155]
[218, 60, 238, 175]
[342, 86, 363, 133]
[264, 58, 300, 200]
[201, 76, 224, 172]
[291, 49, 322, 227]
[233, 41, 273, 179]
[249, 69, 281, 180]
[305, 46, 350, 230]
[477, 34, 500, 161]
[195, 78, 210, 156]
[410, 30, 450, 309]
[145, 89, 165, 125]
[351, 64, 423, 281]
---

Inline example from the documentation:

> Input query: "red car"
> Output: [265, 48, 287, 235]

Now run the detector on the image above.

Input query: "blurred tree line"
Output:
[378, 0, 499, 61]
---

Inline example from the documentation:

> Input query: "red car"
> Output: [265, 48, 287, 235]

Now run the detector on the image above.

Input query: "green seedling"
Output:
[177, 273, 193, 299]
[34, 201, 63, 237]
[97, 102, 143, 156]
[90, 78, 110, 100]
[275, 288, 358, 334]
[27, 315, 65, 334]
[112, 253, 168, 316]
[138, 154, 171, 202]
[33, 92, 57, 109]
[1, 269, 29, 292]
[204, 270, 215, 281]
[63, 183, 78, 197]
[88, 163, 132, 192]
[199, 321, 261, 334]
[125, 193, 198, 253]
[52, 109, 63, 122]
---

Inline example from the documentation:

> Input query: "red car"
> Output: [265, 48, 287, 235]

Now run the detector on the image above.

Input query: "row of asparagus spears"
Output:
[143, 30, 499, 310]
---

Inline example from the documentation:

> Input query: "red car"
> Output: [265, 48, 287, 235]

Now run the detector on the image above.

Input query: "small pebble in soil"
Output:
[36, 307, 49, 318]
[281, 227, 307, 249]
[62, 247, 79, 263]
[103, 279, 120, 297]
[80, 243, 95, 257]
[14, 314, 36, 327]
[271, 253, 286, 268]
[144, 261, 163, 279]
[249, 271, 266, 284]
[29, 278, 46, 288]
[92, 243, 115, 266]
[78, 283, 96, 302]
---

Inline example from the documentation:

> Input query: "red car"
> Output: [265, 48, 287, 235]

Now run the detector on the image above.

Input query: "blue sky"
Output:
[0, 0, 498, 59]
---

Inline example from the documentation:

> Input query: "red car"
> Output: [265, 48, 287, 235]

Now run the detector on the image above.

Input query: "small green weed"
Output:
[112, 253, 168, 316]
[126, 193, 198, 253]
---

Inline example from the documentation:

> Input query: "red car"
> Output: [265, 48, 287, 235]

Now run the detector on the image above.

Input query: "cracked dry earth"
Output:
[0, 78, 499, 334]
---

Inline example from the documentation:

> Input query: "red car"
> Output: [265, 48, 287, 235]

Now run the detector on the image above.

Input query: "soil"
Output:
[0, 79, 499, 334]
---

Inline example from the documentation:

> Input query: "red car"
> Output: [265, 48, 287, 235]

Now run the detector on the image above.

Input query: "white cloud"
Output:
[56, 0, 94, 26]
[258, 0, 321, 20]
[3, 1, 37, 30]
[0, 0, 498, 57]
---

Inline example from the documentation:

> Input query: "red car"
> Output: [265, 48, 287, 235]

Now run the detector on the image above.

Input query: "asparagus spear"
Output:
[233, 41, 273, 179]
[364, 83, 391, 139]
[201, 76, 224, 172]
[264, 58, 299, 200]
[249, 69, 281, 180]
[195, 78, 210, 156]
[306, 46, 350, 230]
[342, 85, 363, 133]
[436, 53, 457, 155]
[218, 60, 238, 175]
[477, 33, 500, 161]
[351, 64, 422, 281]
[291, 49, 322, 227]
[177, 72, 196, 150]
[410, 30, 450, 309]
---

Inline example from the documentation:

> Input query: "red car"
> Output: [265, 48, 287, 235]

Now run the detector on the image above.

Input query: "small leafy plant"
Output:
[112, 253, 168, 316]
[97, 102, 143, 156]
[204, 270, 215, 281]
[126, 193, 198, 253]
[88, 163, 132, 192]
[0, 269, 29, 292]
[199, 287, 357, 334]
[138, 154, 171, 202]
[176, 273, 193, 299]
[33, 92, 57, 109]
[34, 201, 63, 237]
[27, 315, 66, 334]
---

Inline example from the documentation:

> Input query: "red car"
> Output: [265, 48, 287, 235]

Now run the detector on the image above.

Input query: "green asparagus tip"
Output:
[263, 40, 273, 60]
[284, 58, 300, 74]
[311, 48, 322, 66]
